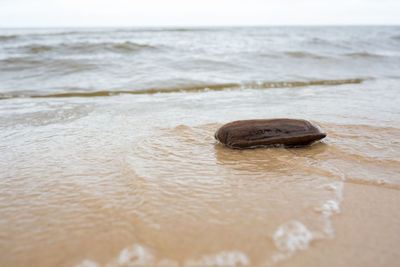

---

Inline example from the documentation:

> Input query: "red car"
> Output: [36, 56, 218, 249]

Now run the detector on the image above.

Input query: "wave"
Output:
[309, 37, 333, 45]
[4, 27, 216, 39]
[392, 35, 400, 40]
[22, 41, 158, 54]
[128, 27, 214, 32]
[0, 57, 97, 74]
[0, 78, 366, 100]
[284, 51, 327, 59]
[0, 58, 44, 71]
[26, 44, 54, 53]
[344, 52, 383, 58]
[0, 35, 17, 41]
[0, 57, 41, 65]
[2, 30, 110, 38]
[308, 37, 350, 49]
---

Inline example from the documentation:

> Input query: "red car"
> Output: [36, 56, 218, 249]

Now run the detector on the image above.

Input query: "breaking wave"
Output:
[0, 78, 366, 100]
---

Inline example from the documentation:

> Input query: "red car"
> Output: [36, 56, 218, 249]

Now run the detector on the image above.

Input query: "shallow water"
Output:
[0, 26, 400, 266]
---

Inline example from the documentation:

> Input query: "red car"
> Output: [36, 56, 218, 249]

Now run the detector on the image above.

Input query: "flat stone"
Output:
[215, 119, 326, 149]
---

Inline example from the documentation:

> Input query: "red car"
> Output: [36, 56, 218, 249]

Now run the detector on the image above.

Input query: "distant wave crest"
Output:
[392, 35, 400, 41]
[22, 41, 158, 54]
[344, 52, 383, 58]
[284, 51, 327, 59]
[0, 57, 96, 74]
[4, 28, 213, 39]
[0, 35, 17, 41]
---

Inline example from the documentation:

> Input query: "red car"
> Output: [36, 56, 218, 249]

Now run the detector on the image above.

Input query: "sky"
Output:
[0, 0, 399, 27]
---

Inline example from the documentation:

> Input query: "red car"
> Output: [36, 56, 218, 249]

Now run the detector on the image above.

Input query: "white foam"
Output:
[117, 244, 155, 266]
[270, 185, 344, 266]
[322, 181, 343, 196]
[75, 259, 100, 267]
[102, 244, 180, 267]
[185, 251, 250, 267]
[323, 183, 338, 191]
[273, 221, 313, 253]
[315, 199, 340, 217]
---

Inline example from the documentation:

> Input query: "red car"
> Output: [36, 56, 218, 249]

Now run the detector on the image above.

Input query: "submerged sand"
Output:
[280, 182, 400, 267]
[1, 118, 399, 267]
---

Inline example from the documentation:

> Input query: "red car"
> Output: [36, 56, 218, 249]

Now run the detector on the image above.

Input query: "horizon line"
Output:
[1, 24, 399, 29]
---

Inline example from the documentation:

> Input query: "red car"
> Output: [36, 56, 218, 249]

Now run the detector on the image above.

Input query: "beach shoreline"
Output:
[1, 26, 400, 266]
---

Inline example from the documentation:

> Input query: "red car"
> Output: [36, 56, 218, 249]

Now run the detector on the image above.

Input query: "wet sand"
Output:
[279, 182, 400, 267]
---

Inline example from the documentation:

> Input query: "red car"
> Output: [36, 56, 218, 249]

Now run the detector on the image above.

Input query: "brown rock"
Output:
[215, 119, 326, 149]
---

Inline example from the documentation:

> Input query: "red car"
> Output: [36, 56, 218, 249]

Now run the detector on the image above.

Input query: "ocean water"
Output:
[0, 26, 399, 266]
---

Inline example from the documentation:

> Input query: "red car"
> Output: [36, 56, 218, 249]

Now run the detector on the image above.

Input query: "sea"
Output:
[0, 26, 399, 267]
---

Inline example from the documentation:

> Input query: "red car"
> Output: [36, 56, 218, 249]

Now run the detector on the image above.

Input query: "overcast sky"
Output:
[0, 0, 399, 27]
